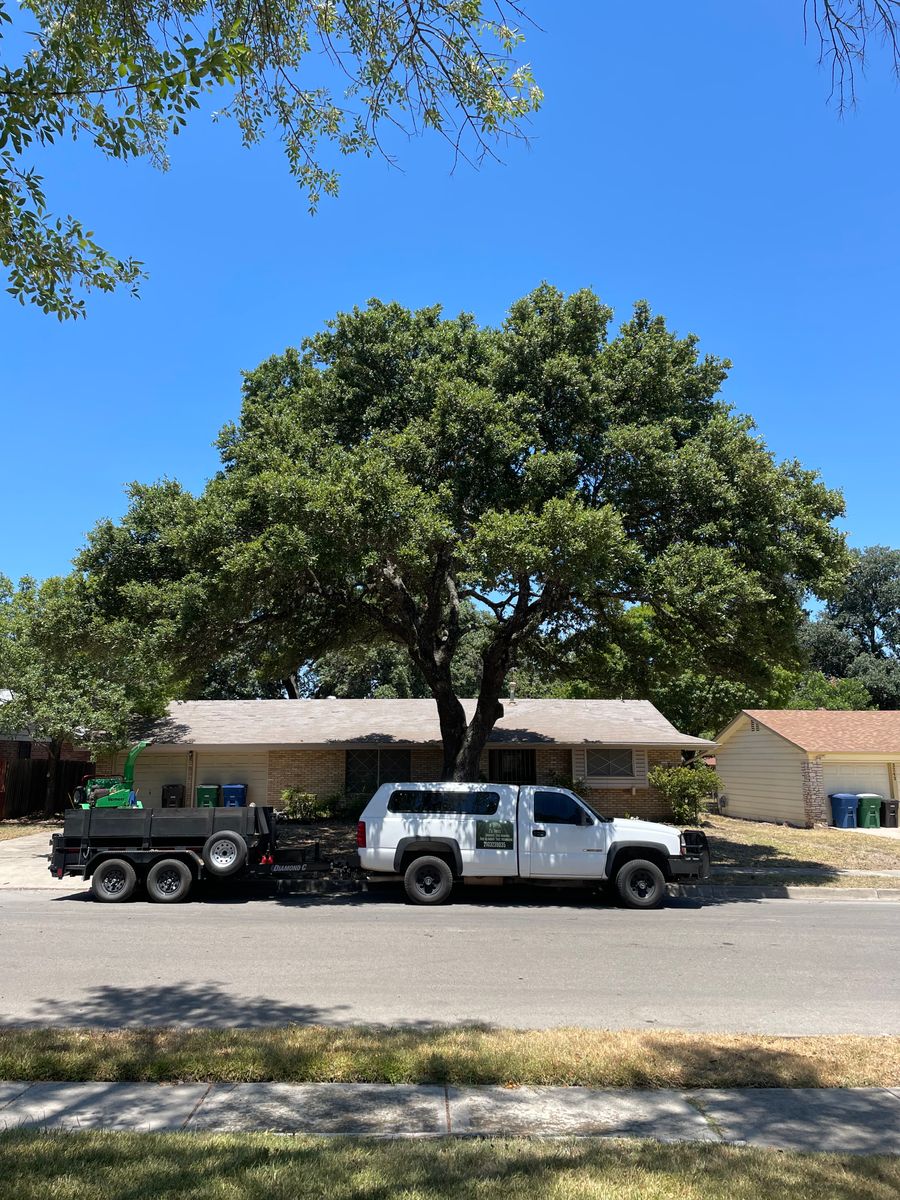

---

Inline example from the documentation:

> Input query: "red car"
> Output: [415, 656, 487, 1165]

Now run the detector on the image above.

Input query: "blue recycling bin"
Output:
[829, 793, 858, 828]
[221, 783, 247, 808]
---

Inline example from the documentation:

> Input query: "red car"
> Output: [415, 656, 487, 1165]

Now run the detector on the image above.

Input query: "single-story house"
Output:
[97, 698, 713, 821]
[716, 709, 900, 827]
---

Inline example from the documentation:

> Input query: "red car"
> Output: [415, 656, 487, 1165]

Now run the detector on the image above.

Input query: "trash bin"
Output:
[221, 784, 247, 808]
[162, 784, 185, 808]
[196, 785, 219, 808]
[881, 798, 899, 828]
[856, 794, 882, 829]
[829, 793, 858, 828]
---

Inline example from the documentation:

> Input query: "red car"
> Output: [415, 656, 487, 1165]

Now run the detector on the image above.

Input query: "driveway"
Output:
[0, 831, 74, 892]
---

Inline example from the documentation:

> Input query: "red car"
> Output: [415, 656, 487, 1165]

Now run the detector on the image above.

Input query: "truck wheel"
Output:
[202, 831, 248, 877]
[91, 858, 137, 903]
[615, 859, 666, 909]
[404, 856, 453, 905]
[146, 859, 192, 903]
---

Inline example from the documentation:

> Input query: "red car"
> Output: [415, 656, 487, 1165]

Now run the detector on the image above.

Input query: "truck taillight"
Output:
[679, 833, 686, 856]
[356, 821, 366, 849]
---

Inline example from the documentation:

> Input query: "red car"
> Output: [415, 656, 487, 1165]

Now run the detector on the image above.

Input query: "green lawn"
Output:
[1, 1132, 897, 1200]
[1, 1026, 898, 1088]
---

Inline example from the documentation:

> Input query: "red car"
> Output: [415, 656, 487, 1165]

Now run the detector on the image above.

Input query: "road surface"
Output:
[0, 884, 896, 1033]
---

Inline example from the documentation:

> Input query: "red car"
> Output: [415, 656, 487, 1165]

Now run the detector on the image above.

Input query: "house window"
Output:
[585, 749, 634, 779]
[345, 748, 411, 795]
[489, 748, 536, 784]
[17, 741, 32, 760]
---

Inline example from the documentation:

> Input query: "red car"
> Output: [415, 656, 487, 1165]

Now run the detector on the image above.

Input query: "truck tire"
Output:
[615, 858, 666, 909]
[404, 855, 453, 905]
[91, 858, 137, 903]
[202, 831, 248, 877]
[147, 859, 192, 903]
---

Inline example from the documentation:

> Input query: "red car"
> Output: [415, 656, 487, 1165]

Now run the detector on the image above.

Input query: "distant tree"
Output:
[80, 285, 848, 780]
[0, 574, 168, 812]
[785, 669, 874, 709]
[0, 0, 540, 317]
[801, 545, 900, 708]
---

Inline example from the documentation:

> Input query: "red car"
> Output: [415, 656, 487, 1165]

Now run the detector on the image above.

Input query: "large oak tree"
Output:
[80, 285, 848, 779]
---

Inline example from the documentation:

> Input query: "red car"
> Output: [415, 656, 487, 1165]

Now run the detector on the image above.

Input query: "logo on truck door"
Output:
[475, 820, 515, 850]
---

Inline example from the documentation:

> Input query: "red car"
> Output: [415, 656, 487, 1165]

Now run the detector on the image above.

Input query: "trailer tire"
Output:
[202, 831, 248, 877]
[614, 858, 666, 909]
[146, 858, 192, 903]
[91, 858, 137, 903]
[404, 855, 453, 905]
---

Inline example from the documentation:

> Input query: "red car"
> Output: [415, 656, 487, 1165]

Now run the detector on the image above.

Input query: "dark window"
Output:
[345, 748, 411, 795]
[585, 749, 634, 778]
[533, 790, 590, 825]
[16, 741, 32, 760]
[489, 748, 536, 784]
[388, 789, 500, 815]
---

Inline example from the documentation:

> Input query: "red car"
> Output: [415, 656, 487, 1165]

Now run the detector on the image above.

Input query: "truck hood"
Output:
[608, 817, 680, 846]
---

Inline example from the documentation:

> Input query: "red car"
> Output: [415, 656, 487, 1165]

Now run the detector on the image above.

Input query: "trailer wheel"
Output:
[614, 858, 666, 909]
[146, 858, 192, 903]
[404, 855, 453, 905]
[91, 858, 137, 903]
[202, 831, 248, 877]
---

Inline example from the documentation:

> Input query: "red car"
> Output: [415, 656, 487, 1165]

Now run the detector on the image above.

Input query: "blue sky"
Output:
[2, 0, 898, 583]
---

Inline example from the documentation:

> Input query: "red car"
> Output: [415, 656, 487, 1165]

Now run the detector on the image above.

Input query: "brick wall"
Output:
[534, 746, 681, 821]
[266, 749, 346, 807]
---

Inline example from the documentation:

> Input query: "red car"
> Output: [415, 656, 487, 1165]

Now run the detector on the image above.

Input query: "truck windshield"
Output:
[578, 795, 610, 823]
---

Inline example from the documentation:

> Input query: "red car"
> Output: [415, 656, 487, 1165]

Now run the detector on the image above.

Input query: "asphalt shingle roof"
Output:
[742, 709, 900, 753]
[146, 698, 713, 749]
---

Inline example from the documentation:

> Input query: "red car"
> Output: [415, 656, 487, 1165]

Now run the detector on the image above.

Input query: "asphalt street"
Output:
[0, 883, 896, 1033]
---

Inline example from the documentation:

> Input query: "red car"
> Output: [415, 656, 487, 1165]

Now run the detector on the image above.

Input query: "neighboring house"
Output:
[96, 698, 713, 821]
[716, 709, 900, 827]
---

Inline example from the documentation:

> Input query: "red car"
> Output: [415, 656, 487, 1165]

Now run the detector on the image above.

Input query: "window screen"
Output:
[345, 748, 411, 795]
[533, 790, 588, 825]
[488, 748, 536, 783]
[388, 790, 500, 815]
[585, 749, 634, 778]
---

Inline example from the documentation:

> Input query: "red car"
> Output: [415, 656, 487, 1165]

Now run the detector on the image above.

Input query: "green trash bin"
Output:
[856, 794, 882, 828]
[196, 785, 219, 808]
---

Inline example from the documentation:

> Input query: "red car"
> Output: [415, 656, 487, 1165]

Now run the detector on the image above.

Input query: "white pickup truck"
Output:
[357, 782, 710, 907]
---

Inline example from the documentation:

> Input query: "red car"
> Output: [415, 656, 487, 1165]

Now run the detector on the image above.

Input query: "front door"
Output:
[520, 787, 609, 878]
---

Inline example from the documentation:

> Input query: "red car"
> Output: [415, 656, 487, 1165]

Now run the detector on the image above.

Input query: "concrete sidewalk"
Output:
[0, 1082, 898, 1153]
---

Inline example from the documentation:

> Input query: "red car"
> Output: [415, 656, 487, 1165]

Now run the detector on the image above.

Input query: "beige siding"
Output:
[717, 718, 806, 824]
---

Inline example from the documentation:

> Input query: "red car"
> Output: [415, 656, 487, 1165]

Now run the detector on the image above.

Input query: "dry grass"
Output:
[1, 1026, 898, 1089]
[703, 814, 900, 872]
[0, 822, 57, 842]
[1, 1131, 898, 1200]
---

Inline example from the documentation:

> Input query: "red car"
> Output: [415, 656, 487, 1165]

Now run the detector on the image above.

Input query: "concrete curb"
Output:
[669, 883, 900, 901]
[0, 1082, 898, 1153]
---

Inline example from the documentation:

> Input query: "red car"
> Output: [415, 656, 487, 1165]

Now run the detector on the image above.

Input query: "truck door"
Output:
[518, 787, 609, 879]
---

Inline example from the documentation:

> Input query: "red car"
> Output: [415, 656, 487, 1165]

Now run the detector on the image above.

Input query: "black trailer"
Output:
[49, 806, 326, 902]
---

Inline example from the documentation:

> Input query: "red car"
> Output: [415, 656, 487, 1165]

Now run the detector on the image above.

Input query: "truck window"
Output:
[533, 790, 591, 825]
[388, 790, 501, 815]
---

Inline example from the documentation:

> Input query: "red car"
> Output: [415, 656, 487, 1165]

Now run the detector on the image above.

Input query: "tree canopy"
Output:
[1, 0, 540, 317]
[801, 545, 900, 708]
[0, 573, 169, 809]
[79, 284, 848, 778]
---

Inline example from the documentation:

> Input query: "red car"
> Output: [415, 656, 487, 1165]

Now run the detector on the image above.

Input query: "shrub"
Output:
[279, 789, 331, 821]
[648, 764, 719, 826]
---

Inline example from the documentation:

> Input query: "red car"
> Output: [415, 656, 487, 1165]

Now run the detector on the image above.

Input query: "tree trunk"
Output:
[44, 739, 62, 815]
[447, 639, 510, 780]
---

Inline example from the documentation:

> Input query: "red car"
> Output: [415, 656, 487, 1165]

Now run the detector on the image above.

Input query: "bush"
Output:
[279, 789, 331, 821]
[648, 764, 719, 825]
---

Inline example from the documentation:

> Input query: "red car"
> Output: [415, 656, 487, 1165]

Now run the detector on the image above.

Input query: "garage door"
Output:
[823, 762, 891, 798]
[194, 752, 269, 808]
[133, 752, 190, 809]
